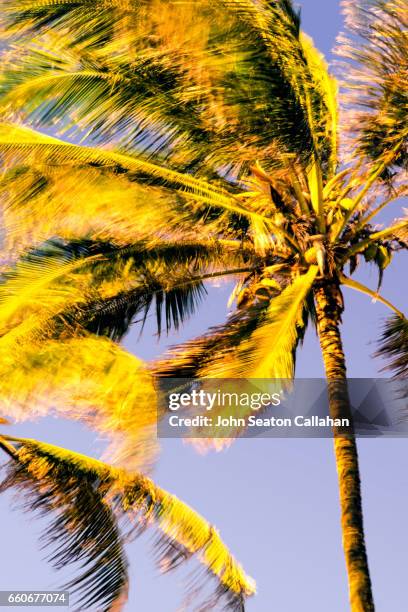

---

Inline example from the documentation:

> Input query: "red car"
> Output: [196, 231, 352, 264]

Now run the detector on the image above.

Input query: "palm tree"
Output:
[0, 0, 406, 610]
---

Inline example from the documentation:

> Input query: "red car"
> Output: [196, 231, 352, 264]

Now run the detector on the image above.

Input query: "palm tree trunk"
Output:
[314, 283, 375, 612]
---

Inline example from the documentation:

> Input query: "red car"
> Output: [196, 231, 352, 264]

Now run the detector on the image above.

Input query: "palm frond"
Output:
[156, 266, 317, 379]
[155, 300, 271, 379]
[200, 266, 318, 378]
[0, 161, 254, 266]
[79, 269, 207, 340]
[1, 1, 339, 178]
[390, 217, 408, 245]
[375, 314, 408, 379]
[80, 261, 256, 340]
[345, 218, 408, 259]
[0, 122, 271, 223]
[0, 436, 255, 611]
[0, 167, 179, 262]
[340, 273, 403, 316]
[1, 0, 125, 43]
[0, 237, 249, 468]
[11, 237, 243, 339]
[337, 0, 408, 180]
[0, 438, 129, 612]
[0, 333, 157, 470]
[300, 33, 339, 176]
[0, 240, 165, 468]
[0, 247, 101, 338]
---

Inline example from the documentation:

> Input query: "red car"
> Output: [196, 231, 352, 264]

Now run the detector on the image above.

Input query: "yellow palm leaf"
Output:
[0, 166, 199, 261]
[0, 336, 158, 471]
[300, 33, 338, 177]
[1, 435, 256, 610]
[0, 122, 267, 223]
[200, 266, 318, 378]
[0, 252, 101, 336]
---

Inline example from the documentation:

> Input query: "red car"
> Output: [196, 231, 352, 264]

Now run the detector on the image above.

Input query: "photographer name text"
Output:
[167, 415, 350, 428]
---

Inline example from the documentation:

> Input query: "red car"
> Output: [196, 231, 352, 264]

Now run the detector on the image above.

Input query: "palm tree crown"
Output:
[0, 1, 406, 610]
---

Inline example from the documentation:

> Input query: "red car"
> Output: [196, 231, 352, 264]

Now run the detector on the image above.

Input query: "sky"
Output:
[1, 1, 408, 611]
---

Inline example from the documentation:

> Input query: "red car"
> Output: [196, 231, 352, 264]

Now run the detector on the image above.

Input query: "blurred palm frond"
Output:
[337, 0, 408, 181]
[375, 314, 408, 379]
[0, 436, 255, 611]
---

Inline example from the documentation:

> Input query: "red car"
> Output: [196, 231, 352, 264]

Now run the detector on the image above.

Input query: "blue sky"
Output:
[1, 1, 408, 611]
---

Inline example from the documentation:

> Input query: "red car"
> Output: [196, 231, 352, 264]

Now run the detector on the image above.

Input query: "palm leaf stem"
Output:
[315, 158, 325, 233]
[288, 164, 311, 215]
[353, 191, 407, 234]
[323, 168, 350, 199]
[0, 435, 17, 458]
[339, 273, 405, 318]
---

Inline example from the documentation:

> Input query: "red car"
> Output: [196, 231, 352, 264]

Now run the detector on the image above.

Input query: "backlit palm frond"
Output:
[222, 0, 339, 174]
[0, 334, 157, 471]
[0, 242, 161, 469]
[0, 437, 129, 612]
[375, 314, 408, 379]
[337, 0, 408, 180]
[81, 260, 257, 340]
[0, 436, 128, 612]
[0, 247, 100, 337]
[155, 300, 271, 380]
[154, 262, 290, 378]
[0, 437, 256, 611]
[299, 33, 339, 176]
[1, 1, 339, 179]
[67, 248, 209, 340]
[156, 266, 317, 379]
[0, 165, 190, 262]
[13, 237, 246, 339]
[0, 159, 254, 266]
[0, 237, 248, 467]
[0, 39, 193, 153]
[0, 122, 270, 223]
[200, 266, 318, 378]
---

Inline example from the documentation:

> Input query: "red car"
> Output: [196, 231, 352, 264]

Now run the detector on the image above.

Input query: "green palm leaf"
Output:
[337, 0, 408, 179]
[375, 314, 408, 379]
[0, 436, 255, 611]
